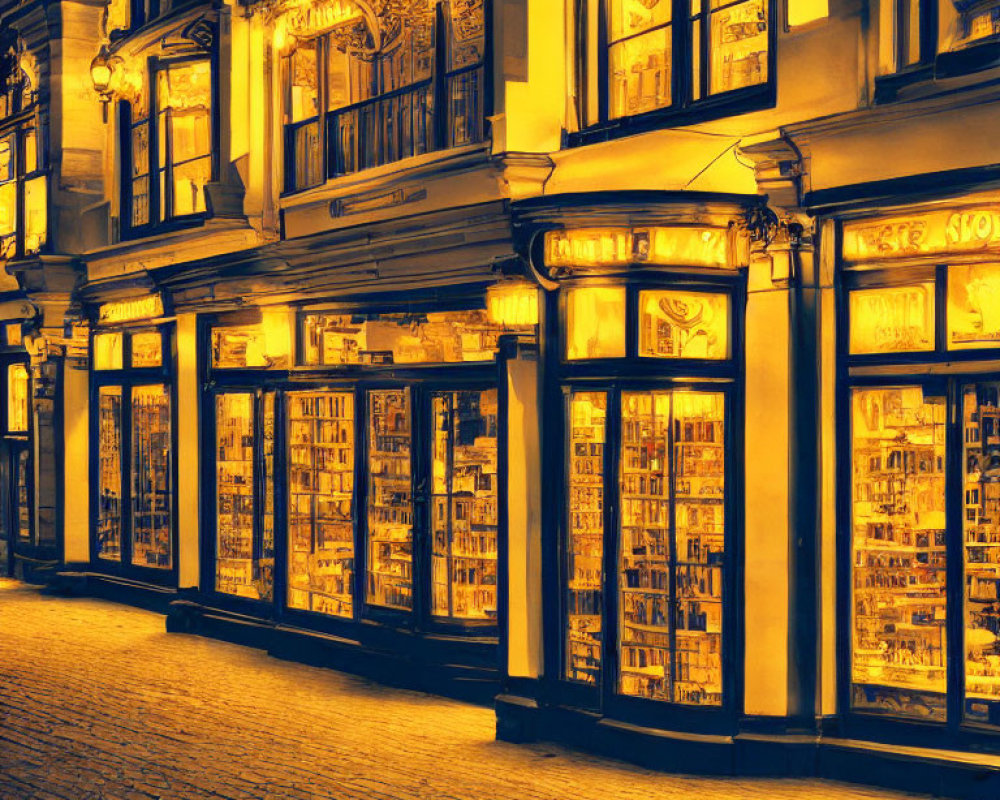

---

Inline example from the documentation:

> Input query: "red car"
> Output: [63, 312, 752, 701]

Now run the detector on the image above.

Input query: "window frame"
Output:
[89, 324, 179, 583]
[119, 54, 218, 240]
[0, 77, 46, 261]
[569, 0, 777, 146]
[281, 0, 492, 195]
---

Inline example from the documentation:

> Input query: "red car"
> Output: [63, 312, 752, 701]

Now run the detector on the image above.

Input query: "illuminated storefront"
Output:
[0, 323, 32, 576]
[839, 199, 1000, 736]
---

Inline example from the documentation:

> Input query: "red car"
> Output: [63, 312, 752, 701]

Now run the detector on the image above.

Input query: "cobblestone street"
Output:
[0, 579, 927, 800]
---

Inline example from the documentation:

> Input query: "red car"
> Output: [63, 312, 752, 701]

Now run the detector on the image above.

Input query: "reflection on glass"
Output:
[97, 387, 123, 561]
[431, 389, 499, 620]
[565, 287, 627, 360]
[609, 0, 672, 40]
[211, 316, 290, 369]
[709, 0, 768, 95]
[851, 386, 947, 720]
[7, 364, 28, 432]
[94, 332, 124, 370]
[849, 284, 935, 354]
[639, 290, 729, 359]
[609, 27, 672, 119]
[566, 391, 606, 684]
[130, 331, 162, 368]
[262, 391, 277, 599]
[216, 393, 271, 599]
[131, 385, 171, 569]
[302, 310, 526, 366]
[367, 389, 413, 611]
[963, 383, 1000, 725]
[287, 391, 355, 618]
[619, 391, 725, 705]
[948, 263, 1000, 350]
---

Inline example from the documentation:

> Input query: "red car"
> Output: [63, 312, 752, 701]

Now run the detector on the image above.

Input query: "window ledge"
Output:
[874, 39, 1000, 104]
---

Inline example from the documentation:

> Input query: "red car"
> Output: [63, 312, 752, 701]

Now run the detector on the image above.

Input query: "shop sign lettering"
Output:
[843, 206, 1000, 262]
[98, 295, 164, 324]
[545, 226, 730, 270]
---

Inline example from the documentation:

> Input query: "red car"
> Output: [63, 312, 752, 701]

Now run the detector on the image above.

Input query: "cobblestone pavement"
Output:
[0, 579, 928, 800]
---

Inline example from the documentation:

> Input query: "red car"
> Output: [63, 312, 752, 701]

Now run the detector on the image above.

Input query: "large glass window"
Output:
[281, 0, 486, 190]
[123, 59, 212, 235]
[92, 328, 173, 571]
[0, 73, 46, 261]
[575, 0, 770, 129]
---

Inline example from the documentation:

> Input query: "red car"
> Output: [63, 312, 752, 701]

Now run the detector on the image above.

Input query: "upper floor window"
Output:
[280, 0, 486, 193]
[0, 45, 46, 261]
[121, 59, 213, 236]
[105, 0, 171, 37]
[575, 0, 771, 130]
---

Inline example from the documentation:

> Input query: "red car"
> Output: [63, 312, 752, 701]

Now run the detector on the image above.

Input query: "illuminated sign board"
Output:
[544, 226, 730, 271]
[283, 0, 363, 39]
[842, 206, 1000, 262]
[98, 295, 164, 325]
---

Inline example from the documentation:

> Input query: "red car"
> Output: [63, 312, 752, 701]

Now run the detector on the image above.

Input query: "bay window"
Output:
[281, 0, 486, 193]
[575, 0, 772, 130]
[0, 56, 45, 260]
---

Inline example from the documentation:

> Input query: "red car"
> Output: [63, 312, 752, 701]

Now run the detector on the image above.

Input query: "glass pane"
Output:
[904, 0, 921, 66]
[367, 389, 413, 611]
[7, 364, 28, 433]
[24, 129, 38, 173]
[262, 391, 277, 597]
[287, 391, 356, 618]
[211, 318, 290, 370]
[609, 27, 672, 119]
[97, 387, 123, 562]
[16, 448, 30, 542]
[131, 385, 171, 569]
[286, 43, 319, 123]
[672, 391, 725, 705]
[216, 393, 265, 599]
[130, 331, 162, 368]
[566, 391, 606, 684]
[849, 284, 936, 354]
[431, 389, 499, 621]
[94, 332, 124, 370]
[619, 391, 673, 701]
[171, 157, 210, 217]
[638, 290, 729, 359]
[327, 47, 374, 111]
[0, 182, 15, 243]
[292, 120, 322, 191]
[708, 0, 768, 95]
[851, 386, 947, 720]
[948, 263, 1000, 350]
[23, 176, 46, 254]
[964, 383, 1000, 724]
[301, 310, 525, 366]
[608, 0, 672, 41]
[0, 134, 13, 181]
[447, 0, 486, 70]
[449, 67, 485, 147]
[565, 287, 627, 360]
[158, 61, 211, 218]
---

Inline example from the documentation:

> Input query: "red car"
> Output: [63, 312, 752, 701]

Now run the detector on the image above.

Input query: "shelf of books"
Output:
[851, 386, 947, 720]
[287, 390, 356, 618]
[97, 386, 123, 561]
[963, 382, 1000, 725]
[367, 389, 414, 611]
[565, 391, 606, 684]
[430, 389, 499, 621]
[130, 385, 172, 569]
[216, 392, 272, 600]
[618, 391, 724, 706]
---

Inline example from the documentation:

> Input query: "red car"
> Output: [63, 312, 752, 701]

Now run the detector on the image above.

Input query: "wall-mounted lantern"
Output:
[89, 44, 122, 121]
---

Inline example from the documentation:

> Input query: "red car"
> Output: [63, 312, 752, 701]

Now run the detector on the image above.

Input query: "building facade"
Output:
[2, 0, 1000, 796]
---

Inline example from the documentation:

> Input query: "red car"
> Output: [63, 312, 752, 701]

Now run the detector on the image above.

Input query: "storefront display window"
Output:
[638, 290, 729, 359]
[947, 263, 1000, 350]
[849, 284, 935, 354]
[97, 386, 123, 560]
[565, 287, 627, 360]
[94, 332, 124, 370]
[7, 363, 28, 432]
[131, 385, 171, 568]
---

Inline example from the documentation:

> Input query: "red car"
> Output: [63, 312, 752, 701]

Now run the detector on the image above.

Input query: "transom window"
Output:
[575, 0, 771, 129]
[281, 0, 486, 193]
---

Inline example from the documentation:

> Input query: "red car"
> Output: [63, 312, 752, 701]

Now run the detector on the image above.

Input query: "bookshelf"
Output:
[97, 386, 123, 561]
[130, 384, 171, 569]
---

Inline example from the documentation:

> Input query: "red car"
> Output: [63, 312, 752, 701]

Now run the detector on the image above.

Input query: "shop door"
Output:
[0, 445, 12, 575]
[363, 384, 500, 628]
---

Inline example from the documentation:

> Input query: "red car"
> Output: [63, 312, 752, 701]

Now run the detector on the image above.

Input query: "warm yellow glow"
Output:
[849, 284, 935, 354]
[546, 226, 729, 270]
[98, 295, 164, 325]
[947, 263, 1000, 350]
[5, 323, 21, 347]
[94, 332, 124, 370]
[281, 0, 364, 40]
[639, 289, 729, 359]
[565, 286, 627, 359]
[787, 0, 829, 26]
[23, 176, 46, 254]
[486, 281, 539, 327]
[7, 364, 28, 432]
[212, 308, 292, 369]
[130, 331, 163, 367]
[843, 206, 1000, 262]
[709, 0, 768, 96]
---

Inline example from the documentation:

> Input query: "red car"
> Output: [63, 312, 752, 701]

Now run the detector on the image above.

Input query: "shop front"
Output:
[0, 321, 32, 577]
[835, 197, 1000, 760]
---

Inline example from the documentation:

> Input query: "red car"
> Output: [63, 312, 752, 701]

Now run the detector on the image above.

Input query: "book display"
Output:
[963, 382, 1000, 723]
[16, 447, 29, 541]
[367, 389, 414, 611]
[618, 390, 725, 705]
[97, 386, 123, 560]
[565, 391, 606, 684]
[430, 388, 499, 620]
[216, 392, 273, 599]
[287, 390, 355, 618]
[851, 386, 947, 720]
[130, 385, 171, 569]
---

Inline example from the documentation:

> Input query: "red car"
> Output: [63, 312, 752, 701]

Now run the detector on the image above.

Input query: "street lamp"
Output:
[89, 44, 121, 121]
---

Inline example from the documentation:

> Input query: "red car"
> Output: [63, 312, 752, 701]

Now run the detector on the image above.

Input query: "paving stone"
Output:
[0, 578, 928, 800]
